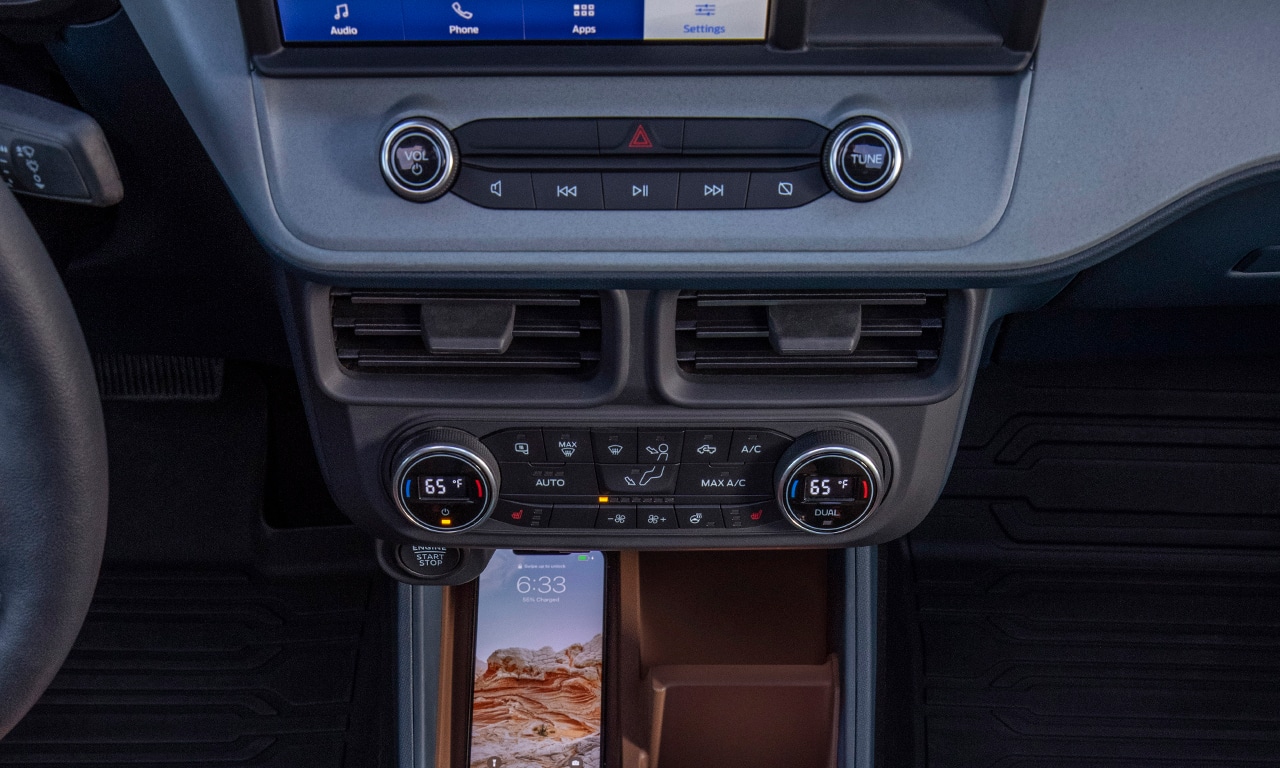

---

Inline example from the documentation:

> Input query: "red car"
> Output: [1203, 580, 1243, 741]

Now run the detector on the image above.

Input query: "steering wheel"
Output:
[0, 184, 108, 738]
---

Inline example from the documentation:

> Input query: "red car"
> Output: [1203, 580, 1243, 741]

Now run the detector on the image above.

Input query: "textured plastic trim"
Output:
[651, 289, 979, 408]
[299, 281, 631, 407]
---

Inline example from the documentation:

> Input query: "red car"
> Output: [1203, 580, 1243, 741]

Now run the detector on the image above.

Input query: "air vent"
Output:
[675, 290, 946, 376]
[332, 289, 602, 376]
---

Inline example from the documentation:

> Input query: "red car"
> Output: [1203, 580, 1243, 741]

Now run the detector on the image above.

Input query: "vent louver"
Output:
[332, 289, 602, 376]
[675, 290, 946, 376]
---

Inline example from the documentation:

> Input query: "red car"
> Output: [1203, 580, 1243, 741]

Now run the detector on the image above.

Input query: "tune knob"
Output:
[823, 118, 903, 202]
[775, 429, 886, 535]
[390, 428, 499, 533]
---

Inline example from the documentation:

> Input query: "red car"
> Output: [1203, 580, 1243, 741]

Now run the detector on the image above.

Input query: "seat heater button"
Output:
[493, 500, 552, 527]
[723, 501, 783, 528]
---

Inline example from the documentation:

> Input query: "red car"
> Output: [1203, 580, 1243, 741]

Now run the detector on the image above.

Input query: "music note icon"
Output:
[334, 3, 349, 19]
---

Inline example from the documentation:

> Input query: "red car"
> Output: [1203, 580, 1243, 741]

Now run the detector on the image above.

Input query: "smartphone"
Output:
[468, 550, 607, 768]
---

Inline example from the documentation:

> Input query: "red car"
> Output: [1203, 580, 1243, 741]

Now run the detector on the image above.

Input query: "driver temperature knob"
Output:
[775, 429, 886, 535]
[390, 428, 500, 533]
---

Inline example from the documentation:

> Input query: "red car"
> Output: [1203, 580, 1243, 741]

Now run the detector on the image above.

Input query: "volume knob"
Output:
[775, 429, 886, 535]
[390, 428, 499, 533]
[380, 118, 459, 202]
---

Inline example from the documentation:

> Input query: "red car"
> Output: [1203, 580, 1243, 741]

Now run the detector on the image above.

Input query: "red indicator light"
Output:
[510, 509, 524, 521]
[475, 479, 484, 498]
[628, 124, 654, 149]
[749, 509, 763, 521]
[860, 480, 870, 499]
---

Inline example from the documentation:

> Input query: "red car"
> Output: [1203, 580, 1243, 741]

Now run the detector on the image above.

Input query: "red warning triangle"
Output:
[628, 124, 654, 149]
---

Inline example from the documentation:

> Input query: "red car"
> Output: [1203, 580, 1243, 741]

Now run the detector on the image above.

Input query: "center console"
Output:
[110, 1, 1059, 766]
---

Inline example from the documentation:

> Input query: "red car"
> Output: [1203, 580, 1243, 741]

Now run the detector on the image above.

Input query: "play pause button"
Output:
[602, 172, 679, 210]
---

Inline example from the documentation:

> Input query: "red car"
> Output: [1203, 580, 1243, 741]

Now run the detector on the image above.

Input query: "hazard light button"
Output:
[598, 119, 684, 154]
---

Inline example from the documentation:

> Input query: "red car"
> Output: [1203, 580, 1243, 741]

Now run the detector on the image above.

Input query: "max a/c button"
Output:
[452, 168, 535, 209]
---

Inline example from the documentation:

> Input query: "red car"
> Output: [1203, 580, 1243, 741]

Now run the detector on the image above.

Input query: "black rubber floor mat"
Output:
[888, 361, 1280, 768]
[0, 568, 392, 767]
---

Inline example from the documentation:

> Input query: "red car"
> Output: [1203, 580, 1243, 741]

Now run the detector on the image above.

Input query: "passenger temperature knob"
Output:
[775, 429, 886, 534]
[390, 428, 499, 533]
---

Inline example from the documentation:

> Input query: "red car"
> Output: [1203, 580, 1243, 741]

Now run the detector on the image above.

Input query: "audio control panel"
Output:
[388, 423, 891, 541]
[380, 117, 903, 209]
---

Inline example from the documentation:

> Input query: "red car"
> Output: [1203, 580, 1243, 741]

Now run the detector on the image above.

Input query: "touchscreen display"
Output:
[277, 0, 771, 42]
[470, 550, 606, 768]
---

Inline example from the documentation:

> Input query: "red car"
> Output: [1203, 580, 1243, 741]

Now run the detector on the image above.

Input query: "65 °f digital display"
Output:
[417, 475, 473, 500]
[801, 475, 866, 503]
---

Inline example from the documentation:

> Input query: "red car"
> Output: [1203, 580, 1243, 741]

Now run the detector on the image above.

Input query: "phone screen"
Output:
[470, 550, 606, 768]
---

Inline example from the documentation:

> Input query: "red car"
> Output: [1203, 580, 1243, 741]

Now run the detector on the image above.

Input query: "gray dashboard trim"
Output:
[842, 546, 877, 768]
[399, 583, 442, 768]
[120, 0, 1280, 278]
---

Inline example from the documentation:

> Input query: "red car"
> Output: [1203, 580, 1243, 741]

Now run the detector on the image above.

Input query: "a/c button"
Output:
[452, 168, 535, 209]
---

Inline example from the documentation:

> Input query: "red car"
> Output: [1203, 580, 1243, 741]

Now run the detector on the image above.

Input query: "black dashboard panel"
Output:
[279, 281, 1004, 550]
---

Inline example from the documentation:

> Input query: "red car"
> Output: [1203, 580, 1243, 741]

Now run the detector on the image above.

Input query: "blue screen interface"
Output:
[277, 0, 770, 42]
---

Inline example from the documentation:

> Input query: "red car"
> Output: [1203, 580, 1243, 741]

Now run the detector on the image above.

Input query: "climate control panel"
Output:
[388, 424, 890, 538]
